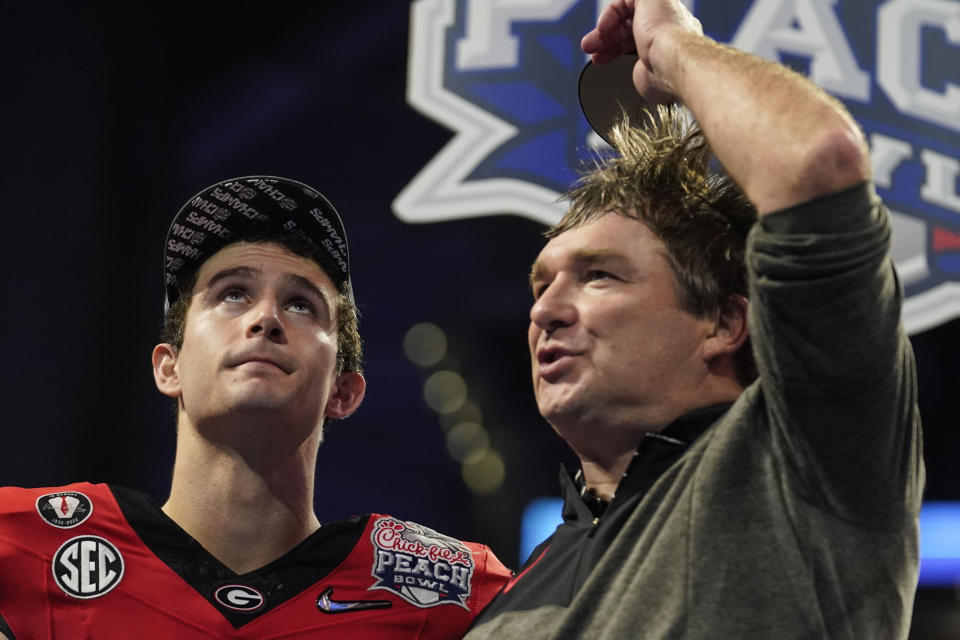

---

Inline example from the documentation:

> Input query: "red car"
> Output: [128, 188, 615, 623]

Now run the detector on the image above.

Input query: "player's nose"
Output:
[246, 299, 286, 344]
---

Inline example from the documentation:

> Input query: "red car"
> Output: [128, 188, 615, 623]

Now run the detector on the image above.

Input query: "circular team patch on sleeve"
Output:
[36, 491, 93, 528]
[52, 535, 124, 599]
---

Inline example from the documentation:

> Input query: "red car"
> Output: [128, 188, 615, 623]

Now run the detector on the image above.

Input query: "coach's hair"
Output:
[552, 106, 758, 384]
[161, 225, 362, 376]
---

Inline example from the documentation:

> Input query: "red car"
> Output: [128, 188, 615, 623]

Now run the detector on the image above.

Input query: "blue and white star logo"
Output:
[396, 0, 602, 226]
[398, 0, 960, 332]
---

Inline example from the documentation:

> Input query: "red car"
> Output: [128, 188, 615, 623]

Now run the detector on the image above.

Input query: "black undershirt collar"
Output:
[109, 485, 367, 629]
[569, 403, 733, 520]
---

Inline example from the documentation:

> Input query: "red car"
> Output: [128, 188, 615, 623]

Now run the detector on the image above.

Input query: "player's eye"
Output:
[221, 287, 247, 303]
[286, 299, 315, 315]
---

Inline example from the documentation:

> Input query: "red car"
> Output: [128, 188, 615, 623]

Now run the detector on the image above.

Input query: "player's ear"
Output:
[325, 371, 366, 419]
[703, 294, 749, 362]
[152, 343, 182, 399]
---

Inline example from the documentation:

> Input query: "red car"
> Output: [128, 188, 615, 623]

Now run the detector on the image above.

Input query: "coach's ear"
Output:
[152, 343, 182, 399]
[703, 294, 749, 363]
[324, 371, 366, 419]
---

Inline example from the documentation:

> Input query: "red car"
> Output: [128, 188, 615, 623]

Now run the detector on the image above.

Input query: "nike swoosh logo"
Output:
[316, 587, 392, 614]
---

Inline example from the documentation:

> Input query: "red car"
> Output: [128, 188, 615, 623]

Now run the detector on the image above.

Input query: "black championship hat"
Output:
[163, 175, 352, 311]
[579, 54, 654, 145]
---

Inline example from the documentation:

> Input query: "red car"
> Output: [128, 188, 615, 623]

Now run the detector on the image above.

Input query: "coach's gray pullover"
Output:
[466, 182, 924, 639]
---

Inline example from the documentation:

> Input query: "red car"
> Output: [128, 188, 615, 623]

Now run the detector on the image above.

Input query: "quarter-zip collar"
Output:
[562, 403, 733, 527]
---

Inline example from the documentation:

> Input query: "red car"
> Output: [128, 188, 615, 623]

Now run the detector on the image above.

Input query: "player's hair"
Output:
[161, 226, 362, 376]
[551, 106, 758, 384]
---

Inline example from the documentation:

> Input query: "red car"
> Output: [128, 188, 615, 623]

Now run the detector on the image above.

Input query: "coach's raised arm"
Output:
[581, 0, 871, 214]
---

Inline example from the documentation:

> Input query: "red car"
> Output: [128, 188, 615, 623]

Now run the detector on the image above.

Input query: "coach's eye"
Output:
[585, 270, 616, 282]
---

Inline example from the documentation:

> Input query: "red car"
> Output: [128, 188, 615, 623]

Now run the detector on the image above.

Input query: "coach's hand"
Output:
[581, 0, 703, 105]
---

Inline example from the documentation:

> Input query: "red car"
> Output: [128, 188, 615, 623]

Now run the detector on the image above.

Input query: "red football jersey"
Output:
[0, 483, 510, 639]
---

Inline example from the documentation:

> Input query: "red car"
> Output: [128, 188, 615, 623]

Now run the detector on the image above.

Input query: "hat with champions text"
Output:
[163, 175, 352, 311]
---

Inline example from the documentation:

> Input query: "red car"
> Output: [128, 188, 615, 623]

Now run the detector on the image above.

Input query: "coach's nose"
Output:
[530, 275, 578, 334]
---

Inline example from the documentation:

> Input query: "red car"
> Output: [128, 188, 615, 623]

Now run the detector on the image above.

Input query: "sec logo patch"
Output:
[52, 535, 124, 599]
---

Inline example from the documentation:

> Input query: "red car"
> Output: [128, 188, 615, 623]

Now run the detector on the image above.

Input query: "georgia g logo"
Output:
[213, 584, 266, 613]
[398, 0, 960, 334]
[52, 535, 124, 599]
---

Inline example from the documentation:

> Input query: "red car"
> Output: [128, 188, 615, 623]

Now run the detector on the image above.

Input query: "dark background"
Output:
[1, 4, 957, 636]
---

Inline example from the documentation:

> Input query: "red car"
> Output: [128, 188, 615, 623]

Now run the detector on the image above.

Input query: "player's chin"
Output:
[227, 386, 295, 413]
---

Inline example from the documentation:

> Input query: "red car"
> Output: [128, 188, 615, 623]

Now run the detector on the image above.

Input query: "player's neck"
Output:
[163, 421, 322, 574]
